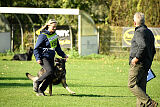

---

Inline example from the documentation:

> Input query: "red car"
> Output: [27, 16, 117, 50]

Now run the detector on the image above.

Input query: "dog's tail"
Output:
[26, 73, 38, 81]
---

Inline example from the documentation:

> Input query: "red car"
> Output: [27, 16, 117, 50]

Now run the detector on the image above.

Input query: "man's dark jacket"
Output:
[129, 25, 156, 69]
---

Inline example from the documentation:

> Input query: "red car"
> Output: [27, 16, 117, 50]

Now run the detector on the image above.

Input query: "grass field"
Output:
[0, 55, 159, 107]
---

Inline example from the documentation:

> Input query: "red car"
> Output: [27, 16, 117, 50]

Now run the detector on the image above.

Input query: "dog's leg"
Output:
[12, 55, 19, 60]
[61, 79, 76, 94]
[49, 83, 52, 96]
[66, 86, 76, 94]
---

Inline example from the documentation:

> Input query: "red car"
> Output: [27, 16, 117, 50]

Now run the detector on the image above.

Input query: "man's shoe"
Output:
[36, 92, 46, 96]
[33, 81, 38, 92]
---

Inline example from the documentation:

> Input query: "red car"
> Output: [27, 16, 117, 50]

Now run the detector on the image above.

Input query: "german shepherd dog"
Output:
[12, 47, 33, 61]
[26, 58, 75, 96]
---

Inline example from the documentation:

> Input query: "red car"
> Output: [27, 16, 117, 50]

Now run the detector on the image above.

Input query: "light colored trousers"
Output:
[128, 64, 151, 107]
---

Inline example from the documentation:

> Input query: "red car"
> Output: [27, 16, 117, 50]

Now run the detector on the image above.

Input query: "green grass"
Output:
[0, 55, 159, 107]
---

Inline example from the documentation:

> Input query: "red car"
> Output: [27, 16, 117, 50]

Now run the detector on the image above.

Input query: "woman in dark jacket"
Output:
[33, 19, 68, 96]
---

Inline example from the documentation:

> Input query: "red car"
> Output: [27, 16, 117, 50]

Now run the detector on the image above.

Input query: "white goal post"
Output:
[0, 7, 98, 55]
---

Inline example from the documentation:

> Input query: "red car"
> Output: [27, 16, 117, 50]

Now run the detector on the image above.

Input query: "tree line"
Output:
[0, 0, 160, 51]
[1, 0, 160, 26]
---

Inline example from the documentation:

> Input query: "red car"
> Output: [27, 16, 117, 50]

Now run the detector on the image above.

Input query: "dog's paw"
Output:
[45, 90, 53, 96]
[71, 91, 76, 94]
[45, 90, 49, 94]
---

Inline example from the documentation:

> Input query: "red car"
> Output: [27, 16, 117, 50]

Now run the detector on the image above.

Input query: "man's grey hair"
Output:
[134, 12, 145, 25]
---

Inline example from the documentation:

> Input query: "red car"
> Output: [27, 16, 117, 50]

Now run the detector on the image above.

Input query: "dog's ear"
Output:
[29, 47, 32, 50]
[28, 47, 33, 54]
[29, 47, 33, 52]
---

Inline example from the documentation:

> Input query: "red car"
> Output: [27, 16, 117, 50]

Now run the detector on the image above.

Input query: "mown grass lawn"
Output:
[0, 55, 159, 107]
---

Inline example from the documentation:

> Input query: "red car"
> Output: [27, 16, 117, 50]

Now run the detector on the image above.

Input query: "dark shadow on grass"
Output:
[0, 77, 33, 87]
[53, 94, 134, 98]
[0, 77, 28, 80]
[68, 84, 127, 88]
[0, 83, 32, 87]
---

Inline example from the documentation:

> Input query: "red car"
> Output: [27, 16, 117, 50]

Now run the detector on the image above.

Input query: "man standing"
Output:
[128, 12, 158, 107]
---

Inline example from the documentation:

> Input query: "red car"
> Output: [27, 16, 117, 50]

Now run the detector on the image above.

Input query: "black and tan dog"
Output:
[26, 58, 75, 96]
[12, 47, 33, 61]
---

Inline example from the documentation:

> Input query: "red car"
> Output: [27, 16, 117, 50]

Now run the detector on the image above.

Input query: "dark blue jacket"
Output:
[34, 30, 66, 61]
[129, 25, 156, 69]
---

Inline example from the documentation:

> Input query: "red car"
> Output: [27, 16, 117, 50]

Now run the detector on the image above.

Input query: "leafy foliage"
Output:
[0, 0, 159, 51]
[1, 0, 159, 26]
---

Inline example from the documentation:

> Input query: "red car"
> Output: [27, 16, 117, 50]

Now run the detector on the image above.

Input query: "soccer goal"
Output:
[0, 7, 98, 55]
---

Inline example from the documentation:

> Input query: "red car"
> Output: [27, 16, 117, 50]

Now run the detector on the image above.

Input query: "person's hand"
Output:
[37, 60, 42, 64]
[131, 57, 139, 66]
[42, 24, 47, 29]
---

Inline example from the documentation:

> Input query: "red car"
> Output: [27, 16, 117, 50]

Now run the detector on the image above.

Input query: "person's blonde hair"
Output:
[46, 19, 57, 25]
[134, 12, 145, 25]
[44, 19, 57, 30]
[35, 19, 57, 35]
